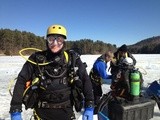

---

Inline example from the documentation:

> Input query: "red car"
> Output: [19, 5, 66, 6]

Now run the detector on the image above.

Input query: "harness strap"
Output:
[38, 100, 71, 108]
[44, 90, 71, 101]
[64, 51, 69, 63]
[33, 109, 41, 120]
[90, 69, 102, 83]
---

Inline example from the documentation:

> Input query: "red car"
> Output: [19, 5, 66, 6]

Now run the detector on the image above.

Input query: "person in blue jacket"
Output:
[89, 51, 114, 105]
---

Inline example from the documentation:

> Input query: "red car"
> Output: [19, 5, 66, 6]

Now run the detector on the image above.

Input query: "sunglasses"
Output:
[47, 35, 65, 45]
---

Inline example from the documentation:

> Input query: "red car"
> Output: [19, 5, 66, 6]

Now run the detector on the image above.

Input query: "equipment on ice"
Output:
[94, 57, 155, 120]
[146, 80, 160, 110]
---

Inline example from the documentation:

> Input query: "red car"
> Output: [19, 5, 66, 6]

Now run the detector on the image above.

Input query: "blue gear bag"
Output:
[147, 80, 160, 97]
[82, 107, 94, 120]
[11, 112, 22, 120]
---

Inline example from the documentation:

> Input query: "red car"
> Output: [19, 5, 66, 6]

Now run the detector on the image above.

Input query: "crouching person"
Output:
[89, 51, 113, 106]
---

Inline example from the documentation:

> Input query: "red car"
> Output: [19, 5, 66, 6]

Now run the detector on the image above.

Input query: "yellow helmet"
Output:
[47, 24, 67, 39]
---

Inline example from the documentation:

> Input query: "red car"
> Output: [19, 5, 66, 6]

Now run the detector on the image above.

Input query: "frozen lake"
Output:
[0, 54, 160, 119]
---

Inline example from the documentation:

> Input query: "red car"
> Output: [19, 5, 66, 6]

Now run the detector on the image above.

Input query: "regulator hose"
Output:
[19, 47, 50, 65]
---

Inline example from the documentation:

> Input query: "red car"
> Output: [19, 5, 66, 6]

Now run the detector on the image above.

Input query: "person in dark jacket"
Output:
[113, 44, 136, 66]
[110, 44, 137, 98]
[10, 24, 94, 120]
[89, 51, 114, 105]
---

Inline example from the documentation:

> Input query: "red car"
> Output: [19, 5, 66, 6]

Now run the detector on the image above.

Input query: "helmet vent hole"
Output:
[52, 27, 55, 29]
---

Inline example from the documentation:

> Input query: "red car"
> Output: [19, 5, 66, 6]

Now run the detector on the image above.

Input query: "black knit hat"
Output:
[119, 44, 128, 52]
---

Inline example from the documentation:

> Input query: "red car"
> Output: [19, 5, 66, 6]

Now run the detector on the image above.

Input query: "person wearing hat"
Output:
[89, 51, 114, 106]
[113, 44, 136, 66]
[9, 24, 94, 120]
[110, 44, 137, 98]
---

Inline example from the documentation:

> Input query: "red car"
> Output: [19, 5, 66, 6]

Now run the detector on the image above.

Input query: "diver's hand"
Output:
[11, 112, 22, 120]
[82, 107, 94, 120]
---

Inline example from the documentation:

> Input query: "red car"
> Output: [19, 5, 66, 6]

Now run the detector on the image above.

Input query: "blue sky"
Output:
[1, 0, 160, 47]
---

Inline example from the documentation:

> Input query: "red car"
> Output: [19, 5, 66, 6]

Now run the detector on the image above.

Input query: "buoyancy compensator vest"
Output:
[22, 50, 70, 109]
[22, 49, 84, 111]
[89, 54, 106, 85]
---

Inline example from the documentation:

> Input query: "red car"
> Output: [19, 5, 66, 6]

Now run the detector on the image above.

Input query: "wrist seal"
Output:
[9, 109, 22, 113]
[85, 101, 94, 108]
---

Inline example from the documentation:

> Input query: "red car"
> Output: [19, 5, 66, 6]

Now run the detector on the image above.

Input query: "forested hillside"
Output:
[128, 36, 160, 54]
[0, 28, 159, 55]
[0, 29, 117, 55]
[0, 29, 46, 55]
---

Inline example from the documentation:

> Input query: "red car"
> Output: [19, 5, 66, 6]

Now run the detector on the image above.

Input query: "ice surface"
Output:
[0, 54, 160, 120]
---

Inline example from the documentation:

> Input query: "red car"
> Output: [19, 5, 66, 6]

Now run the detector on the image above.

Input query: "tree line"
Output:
[1, 28, 159, 55]
[128, 36, 160, 54]
[0, 29, 45, 55]
[0, 29, 117, 55]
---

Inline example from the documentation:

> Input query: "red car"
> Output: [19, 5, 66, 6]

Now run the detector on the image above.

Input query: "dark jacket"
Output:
[114, 51, 136, 66]
[10, 49, 94, 113]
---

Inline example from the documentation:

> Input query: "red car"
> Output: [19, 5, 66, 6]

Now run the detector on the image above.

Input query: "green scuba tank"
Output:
[130, 70, 141, 96]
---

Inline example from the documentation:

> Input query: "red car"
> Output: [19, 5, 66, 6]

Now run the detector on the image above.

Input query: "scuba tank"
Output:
[130, 69, 141, 98]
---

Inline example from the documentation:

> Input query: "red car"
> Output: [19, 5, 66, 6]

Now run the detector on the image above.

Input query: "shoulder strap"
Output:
[64, 51, 69, 63]
[65, 49, 80, 68]
[65, 49, 81, 84]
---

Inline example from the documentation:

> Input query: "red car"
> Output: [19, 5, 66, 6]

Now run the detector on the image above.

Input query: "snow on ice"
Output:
[0, 54, 160, 119]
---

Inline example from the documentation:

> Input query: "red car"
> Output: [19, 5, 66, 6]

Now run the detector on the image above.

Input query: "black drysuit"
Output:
[10, 49, 94, 120]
